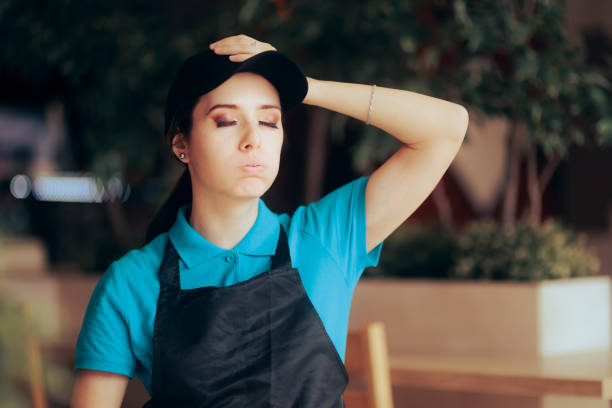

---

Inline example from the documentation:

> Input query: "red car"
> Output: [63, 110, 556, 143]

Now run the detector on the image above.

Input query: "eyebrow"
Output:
[207, 104, 281, 114]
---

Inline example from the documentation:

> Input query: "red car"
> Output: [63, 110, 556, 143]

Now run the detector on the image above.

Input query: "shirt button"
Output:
[225, 254, 236, 263]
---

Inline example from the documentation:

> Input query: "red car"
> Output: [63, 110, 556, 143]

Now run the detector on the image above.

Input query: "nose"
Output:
[239, 120, 261, 152]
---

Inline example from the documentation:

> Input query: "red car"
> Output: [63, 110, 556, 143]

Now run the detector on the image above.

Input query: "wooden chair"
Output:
[0, 300, 48, 408]
[344, 321, 394, 408]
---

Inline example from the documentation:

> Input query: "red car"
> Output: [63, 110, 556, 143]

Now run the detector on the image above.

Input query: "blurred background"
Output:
[1, 0, 611, 407]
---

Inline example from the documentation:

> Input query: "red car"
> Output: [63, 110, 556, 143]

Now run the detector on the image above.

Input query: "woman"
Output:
[71, 34, 468, 407]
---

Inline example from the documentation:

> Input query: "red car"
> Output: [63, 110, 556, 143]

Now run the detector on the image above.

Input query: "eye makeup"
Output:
[210, 112, 280, 129]
[216, 120, 237, 127]
[213, 113, 237, 127]
[259, 121, 278, 129]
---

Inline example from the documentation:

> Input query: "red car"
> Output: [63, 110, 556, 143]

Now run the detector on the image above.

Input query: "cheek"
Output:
[265, 137, 283, 169]
[269, 131, 284, 154]
[188, 126, 230, 159]
[187, 136, 225, 175]
[269, 138, 283, 176]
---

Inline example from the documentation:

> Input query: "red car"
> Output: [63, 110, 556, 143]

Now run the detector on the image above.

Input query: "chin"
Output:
[234, 178, 271, 198]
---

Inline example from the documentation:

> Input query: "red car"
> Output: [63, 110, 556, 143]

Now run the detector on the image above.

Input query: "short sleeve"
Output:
[300, 176, 383, 287]
[74, 262, 137, 378]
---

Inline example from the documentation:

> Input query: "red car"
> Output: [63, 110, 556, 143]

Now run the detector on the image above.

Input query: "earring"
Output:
[179, 153, 185, 160]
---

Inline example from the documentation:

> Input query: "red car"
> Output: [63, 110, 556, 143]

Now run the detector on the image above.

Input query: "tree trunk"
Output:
[520, 153, 561, 224]
[303, 108, 330, 203]
[538, 154, 561, 197]
[524, 140, 541, 225]
[432, 177, 454, 229]
[502, 120, 521, 226]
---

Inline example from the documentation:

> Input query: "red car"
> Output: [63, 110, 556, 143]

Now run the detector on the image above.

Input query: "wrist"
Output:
[302, 77, 319, 106]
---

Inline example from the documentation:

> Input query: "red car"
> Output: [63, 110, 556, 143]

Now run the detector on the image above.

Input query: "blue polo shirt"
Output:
[75, 176, 382, 395]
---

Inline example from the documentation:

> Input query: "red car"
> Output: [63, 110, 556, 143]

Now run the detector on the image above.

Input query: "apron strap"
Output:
[158, 240, 181, 294]
[271, 225, 291, 270]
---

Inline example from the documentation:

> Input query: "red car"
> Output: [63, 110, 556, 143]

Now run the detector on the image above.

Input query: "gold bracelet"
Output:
[366, 84, 376, 125]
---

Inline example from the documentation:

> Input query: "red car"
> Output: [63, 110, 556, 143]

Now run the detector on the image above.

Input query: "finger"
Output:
[216, 43, 277, 55]
[228, 53, 252, 62]
[212, 44, 256, 56]
[210, 34, 251, 45]
[211, 40, 255, 54]
[210, 34, 254, 49]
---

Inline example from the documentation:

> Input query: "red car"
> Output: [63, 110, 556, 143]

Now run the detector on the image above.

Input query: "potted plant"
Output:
[349, 0, 612, 358]
[350, 221, 608, 357]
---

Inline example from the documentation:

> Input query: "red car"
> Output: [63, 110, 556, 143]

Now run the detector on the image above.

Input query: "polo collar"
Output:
[168, 200, 280, 269]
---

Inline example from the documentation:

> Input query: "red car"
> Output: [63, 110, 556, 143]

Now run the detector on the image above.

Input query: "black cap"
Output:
[164, 50, 308, 136]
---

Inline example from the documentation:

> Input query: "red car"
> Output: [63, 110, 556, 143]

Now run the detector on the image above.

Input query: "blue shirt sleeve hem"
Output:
[357, 176, 383, 269]
[74, 355, 135, 379]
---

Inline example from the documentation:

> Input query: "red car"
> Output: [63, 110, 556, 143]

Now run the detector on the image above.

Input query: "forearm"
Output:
[303, 77, 468, 147]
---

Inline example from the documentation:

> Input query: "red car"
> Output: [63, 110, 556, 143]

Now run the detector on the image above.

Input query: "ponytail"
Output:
[147, 88, 199, 244]
[145, 169, 192, 243]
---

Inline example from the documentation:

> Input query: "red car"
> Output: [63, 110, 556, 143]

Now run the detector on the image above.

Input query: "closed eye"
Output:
[216, 120, 237, 127]
[259, 121, 278, 129]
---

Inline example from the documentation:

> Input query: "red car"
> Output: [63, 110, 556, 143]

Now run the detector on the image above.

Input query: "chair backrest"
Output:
[344, 321, 394, 408]
[0, 300, 48, 408]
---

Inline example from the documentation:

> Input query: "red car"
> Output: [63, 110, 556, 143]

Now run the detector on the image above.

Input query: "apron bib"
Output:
[144, 227, 348, 407]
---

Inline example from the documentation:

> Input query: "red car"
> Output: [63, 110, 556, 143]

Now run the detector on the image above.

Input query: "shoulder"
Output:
[113, 233, 168, 276]
[286, 177, 369, 236]
[276, 177, 370, 256]
[98, 233, 168, 299]
[304, 176, 369, 215]
[276, 177, 380, 284]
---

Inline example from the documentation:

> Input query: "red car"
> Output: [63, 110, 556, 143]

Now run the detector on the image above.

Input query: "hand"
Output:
[209, 34, 277, 62]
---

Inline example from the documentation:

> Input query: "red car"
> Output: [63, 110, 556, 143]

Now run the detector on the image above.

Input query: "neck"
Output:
[189, 191, 259, 250]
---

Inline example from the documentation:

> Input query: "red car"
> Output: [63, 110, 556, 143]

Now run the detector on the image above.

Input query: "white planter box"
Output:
[348, 276, 611, 357]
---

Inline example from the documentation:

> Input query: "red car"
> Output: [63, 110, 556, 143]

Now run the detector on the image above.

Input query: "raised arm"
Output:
[302, 79, 468, 252]
[210, 34, 469, 252]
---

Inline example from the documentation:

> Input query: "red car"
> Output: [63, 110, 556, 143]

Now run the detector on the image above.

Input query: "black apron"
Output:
[143, 227, 348, 407]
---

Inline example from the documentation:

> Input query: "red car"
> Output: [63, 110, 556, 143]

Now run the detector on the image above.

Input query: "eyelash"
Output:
[216, 120, 278, 129]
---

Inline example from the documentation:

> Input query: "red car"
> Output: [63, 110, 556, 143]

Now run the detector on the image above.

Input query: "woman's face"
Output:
[176, 72, 284, 201]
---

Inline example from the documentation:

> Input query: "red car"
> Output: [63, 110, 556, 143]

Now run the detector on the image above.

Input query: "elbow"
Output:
[454, 105, 469, 141]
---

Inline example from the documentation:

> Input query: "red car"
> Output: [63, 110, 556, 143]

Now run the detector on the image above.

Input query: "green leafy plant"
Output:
[451, 220, 600, 280]
[367, 220, 600, 281]
[366, 223, 455, 279]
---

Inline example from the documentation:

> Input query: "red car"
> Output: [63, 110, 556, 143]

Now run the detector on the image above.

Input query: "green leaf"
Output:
[509, 21, 531, 46]
[238, 0, 262, 24]
[589, 87, 609, 113]
[467, 28, 484, 52]
[530, 103, 542, 123]
[596, 118, 612, 145]
[400, 35, 416, 53]
[515, 49, 539, 81]
[453, 0, 471, 26]
[423, 47, 440, 70]
[544, 69, 561, 98]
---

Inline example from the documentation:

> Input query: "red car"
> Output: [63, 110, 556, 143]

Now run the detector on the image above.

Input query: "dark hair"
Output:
[145, 95, 199, 243]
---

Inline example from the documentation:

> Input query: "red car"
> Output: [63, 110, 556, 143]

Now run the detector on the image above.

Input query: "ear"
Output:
[171, 133, 189, 163]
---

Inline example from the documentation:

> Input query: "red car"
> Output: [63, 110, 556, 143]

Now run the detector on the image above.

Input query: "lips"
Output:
[240, 162, 265, 174]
